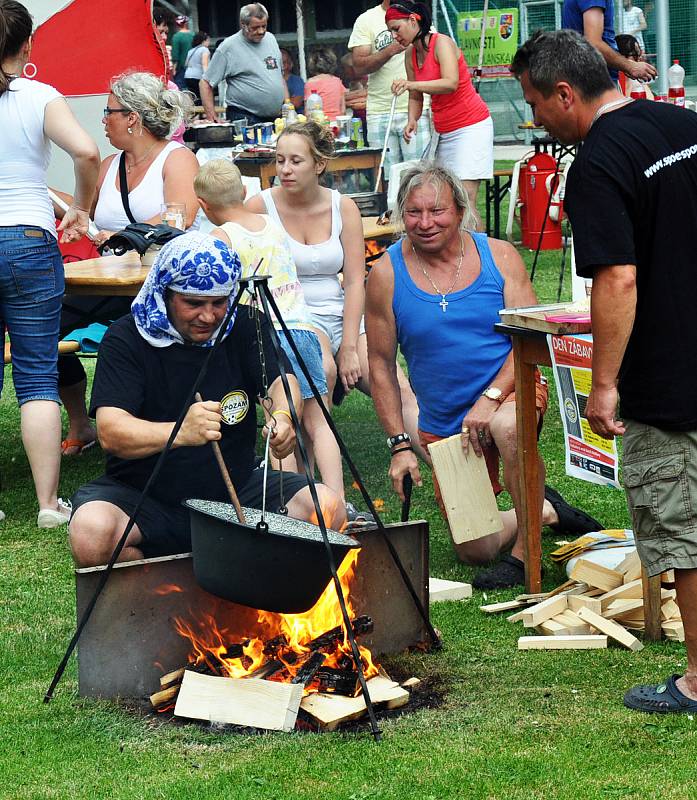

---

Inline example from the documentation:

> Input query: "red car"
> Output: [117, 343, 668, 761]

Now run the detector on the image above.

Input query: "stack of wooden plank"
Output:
[480, 550, 683, 649]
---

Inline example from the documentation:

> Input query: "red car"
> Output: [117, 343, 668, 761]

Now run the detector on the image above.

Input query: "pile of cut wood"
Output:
[480, 550, 683, 650]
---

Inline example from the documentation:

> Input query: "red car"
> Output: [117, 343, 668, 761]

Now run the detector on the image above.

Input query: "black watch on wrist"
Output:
[387, 432, 411, 449]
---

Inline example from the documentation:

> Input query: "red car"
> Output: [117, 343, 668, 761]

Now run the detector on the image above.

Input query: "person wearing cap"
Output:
[348, 0, 431, 182]
[199, 3, 285, 125]
[68, 232, 346, 568]
[170, 15, 194, 89]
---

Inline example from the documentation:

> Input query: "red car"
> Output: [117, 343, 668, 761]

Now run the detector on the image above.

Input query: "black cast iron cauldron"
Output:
[184, 499, 361, 614]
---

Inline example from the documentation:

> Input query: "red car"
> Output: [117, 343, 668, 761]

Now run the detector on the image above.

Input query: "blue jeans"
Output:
[0, 226, 64, 405]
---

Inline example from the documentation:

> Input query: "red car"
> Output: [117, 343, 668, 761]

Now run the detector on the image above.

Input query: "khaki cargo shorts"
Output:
[623, 419, 697, 576]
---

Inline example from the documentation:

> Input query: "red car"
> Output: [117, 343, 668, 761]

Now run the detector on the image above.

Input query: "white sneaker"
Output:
[37, 498, 72, 529]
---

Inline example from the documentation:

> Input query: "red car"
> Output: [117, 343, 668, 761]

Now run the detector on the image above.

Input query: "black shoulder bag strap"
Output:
[118, 152, 137, 224]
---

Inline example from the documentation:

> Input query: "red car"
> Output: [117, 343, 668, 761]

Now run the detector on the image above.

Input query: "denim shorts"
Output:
[71, 468, 311, 558]
[278, 327, 328, 400]
[307, 312, 366, 356]
[0, 225, 64, 405]
[623, 419, 697, 575]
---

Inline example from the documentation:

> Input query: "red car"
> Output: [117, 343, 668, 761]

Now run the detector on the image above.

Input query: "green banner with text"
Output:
[456, 8, 518, 78]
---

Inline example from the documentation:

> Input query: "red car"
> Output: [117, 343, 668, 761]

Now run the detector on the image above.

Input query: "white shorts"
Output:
[308, 312, 366, 356]
[431, 116, 494, 181]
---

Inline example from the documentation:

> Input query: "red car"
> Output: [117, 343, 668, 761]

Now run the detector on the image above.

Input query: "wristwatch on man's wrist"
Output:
[387, 432, 411, 449]
[482, 386, 504, 403]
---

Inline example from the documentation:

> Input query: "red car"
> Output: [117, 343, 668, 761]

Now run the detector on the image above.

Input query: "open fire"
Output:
[168, 549, 379, 690]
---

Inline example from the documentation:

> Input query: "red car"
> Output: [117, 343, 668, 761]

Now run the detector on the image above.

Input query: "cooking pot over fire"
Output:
[185, 499, 361, 614]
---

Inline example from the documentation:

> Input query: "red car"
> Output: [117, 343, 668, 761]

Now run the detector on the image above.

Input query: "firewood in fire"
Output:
[290, 652, 326, 687]
[306, 615, 373, 653]
[247, 658, 286, 680]
[150, 683, 181, 709]
[159, 668, 185, 689]
[222, 640, 249, 660]
[263, 635, 288, 657]
[316, 667, 360, 697]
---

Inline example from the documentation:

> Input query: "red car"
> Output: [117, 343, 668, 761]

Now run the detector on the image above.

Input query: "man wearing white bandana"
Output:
[69, 232, 346, 567]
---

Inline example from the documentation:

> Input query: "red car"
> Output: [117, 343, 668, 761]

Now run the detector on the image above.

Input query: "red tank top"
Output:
[411, 33, 490, 134]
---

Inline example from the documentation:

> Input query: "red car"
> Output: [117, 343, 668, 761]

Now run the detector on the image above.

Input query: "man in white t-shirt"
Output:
[349, 0, 430, 181]
[621, 0, 647, 52]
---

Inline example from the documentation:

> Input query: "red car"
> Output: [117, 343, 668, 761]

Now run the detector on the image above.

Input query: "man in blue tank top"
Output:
[366, 164, 603, 588]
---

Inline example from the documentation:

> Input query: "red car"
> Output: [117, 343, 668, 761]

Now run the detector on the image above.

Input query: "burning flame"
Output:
[364, 239, 383, 260]
[172, 496, 377, 693]
[174, 549, 378, 691]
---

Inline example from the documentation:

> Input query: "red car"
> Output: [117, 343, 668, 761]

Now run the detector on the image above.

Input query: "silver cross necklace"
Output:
[411, 233, 464, 312]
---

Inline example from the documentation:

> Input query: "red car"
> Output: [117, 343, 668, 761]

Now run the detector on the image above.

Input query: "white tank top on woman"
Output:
[260, 187, 345, 318]
[0, 78, 62, 236]
[94, 140, 184, 231]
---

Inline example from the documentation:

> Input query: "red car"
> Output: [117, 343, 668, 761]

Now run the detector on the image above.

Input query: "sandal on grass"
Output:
[345, 502, 376, 530]
[624, 675, 697, 714]
[472, 554, 526, 590]
[61, 438, 97, 456]
[544, 485, 603, 536]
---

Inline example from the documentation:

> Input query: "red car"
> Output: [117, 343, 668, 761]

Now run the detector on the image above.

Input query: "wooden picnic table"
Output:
[495, 309, 662, 640]
[64, 216, 399, 296]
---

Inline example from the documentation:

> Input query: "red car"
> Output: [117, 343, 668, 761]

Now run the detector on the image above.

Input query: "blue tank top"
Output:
[390, 232, 512, 436]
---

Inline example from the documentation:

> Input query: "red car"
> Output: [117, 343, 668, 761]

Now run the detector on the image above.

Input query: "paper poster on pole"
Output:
[547, 334, 620, 488]
[456, 8, 518, 78]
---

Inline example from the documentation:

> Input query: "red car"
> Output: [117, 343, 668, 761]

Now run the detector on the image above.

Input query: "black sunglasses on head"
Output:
[103, 107, 130, 115]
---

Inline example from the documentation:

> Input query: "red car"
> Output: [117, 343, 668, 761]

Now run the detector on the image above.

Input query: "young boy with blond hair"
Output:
[194, 159, 346, 506]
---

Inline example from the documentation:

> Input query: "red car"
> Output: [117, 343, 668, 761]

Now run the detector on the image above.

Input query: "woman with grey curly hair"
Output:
[91, 71, 198, 243]
[55, 71, 200, 456]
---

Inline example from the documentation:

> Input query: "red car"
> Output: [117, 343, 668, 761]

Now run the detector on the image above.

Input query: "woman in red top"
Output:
[386, 1, 493, 227]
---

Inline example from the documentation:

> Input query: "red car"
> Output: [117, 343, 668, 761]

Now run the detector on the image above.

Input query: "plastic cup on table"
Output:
[160, 203, 186, 230]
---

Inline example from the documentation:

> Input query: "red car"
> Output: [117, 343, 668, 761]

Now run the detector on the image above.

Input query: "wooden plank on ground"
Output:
[570, 559, 623, 592]
[427, 434, 503, 544]
[662, 620, 685, 641]
[522, 595, 568, 628]
[575, 607, 644, 652]
[480, 600, 526, 614]
[429, 577, 472, 603]
[568, 595, 602, 615]
[300, 674, 408, 731]
[174, 670, 303, 731]
[617, 549, 641, 582]
[604, 598, 645, 620]
[555, 609, 592, 635]
[518, 635, 608, 650]
[537, 617, 568, 635]
[661, 599, 680, 621]
[599, 579, 643, 610]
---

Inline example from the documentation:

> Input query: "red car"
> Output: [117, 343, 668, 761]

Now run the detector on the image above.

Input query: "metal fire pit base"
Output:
[75, 521, 430, 698]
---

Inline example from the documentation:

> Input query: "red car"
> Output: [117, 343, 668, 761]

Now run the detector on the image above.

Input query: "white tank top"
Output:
[94, 140, 184, 231]
[0, 78, 62, 236]
[260, 187, 345, 318]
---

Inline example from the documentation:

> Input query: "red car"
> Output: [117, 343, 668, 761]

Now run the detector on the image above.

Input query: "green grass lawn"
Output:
[1, 198, 696, 799]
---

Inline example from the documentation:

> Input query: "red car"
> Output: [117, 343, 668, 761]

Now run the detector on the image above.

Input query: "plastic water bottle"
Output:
[281, 97, 295, 119]
[628, 78, 646, 100]
[305, 91, 324, 122]
[668, 59, 686, 107]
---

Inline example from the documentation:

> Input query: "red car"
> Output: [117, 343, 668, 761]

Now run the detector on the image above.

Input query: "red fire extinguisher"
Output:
[517, 151, 564, 251]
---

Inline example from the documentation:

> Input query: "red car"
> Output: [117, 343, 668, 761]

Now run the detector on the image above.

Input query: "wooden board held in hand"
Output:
[427, 434, 502, 544]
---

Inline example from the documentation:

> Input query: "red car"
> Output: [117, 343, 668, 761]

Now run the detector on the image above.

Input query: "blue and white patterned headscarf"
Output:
[131, 232, 242, 348]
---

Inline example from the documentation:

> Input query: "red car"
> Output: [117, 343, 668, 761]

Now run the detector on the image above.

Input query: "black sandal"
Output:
[545, 485, 603, 536]
[624, 675, 697, 714]
[472, 554, 526, 590]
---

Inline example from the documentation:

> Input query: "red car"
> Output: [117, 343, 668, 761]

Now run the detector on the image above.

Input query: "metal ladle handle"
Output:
[194, 392, 246, 525]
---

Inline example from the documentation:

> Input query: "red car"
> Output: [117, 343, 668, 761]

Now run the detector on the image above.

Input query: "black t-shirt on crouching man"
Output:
[565, 100, 697, 430]
[89, 311, 291, 506]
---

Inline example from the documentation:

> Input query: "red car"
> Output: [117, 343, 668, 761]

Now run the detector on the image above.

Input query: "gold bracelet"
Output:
[272, 409, 293, 423]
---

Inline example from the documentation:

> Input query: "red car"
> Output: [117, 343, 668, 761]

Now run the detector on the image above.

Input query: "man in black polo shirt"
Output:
[512, 29, 697, 714]
[69, 232, 346, 567]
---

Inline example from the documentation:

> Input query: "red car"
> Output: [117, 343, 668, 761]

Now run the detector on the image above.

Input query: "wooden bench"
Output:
[485, 167, 514, 240]
[3, 339, 80, 365]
